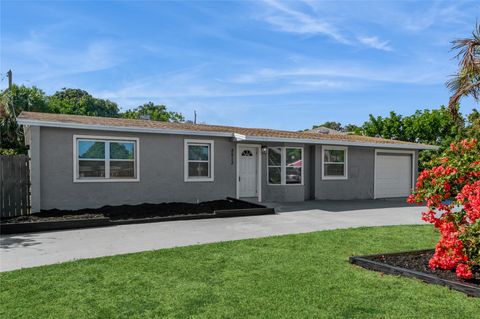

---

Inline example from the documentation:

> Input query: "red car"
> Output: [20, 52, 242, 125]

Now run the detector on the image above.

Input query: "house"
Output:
[17, 112, 438, 212]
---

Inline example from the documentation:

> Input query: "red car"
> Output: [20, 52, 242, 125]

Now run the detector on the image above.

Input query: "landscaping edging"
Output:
[349, 249, 480, 297]
[1, 199, 275, 235]
[0, 218, 111, 235]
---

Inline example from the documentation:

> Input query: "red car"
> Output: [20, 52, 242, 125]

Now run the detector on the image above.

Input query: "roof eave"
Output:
[17, 118, 439, 150]
[243, 135, 439, 150]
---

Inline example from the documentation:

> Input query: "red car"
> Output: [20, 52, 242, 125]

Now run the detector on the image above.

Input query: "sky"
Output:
[1, 0, 479, 130]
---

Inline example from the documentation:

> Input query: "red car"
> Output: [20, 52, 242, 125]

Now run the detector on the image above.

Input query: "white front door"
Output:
[239, 146, 258, 198]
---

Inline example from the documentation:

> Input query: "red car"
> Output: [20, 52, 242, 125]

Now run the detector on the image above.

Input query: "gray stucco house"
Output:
[17, 112, 437, 212]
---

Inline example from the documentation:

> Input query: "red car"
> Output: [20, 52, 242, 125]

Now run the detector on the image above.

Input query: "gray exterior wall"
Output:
[31, 126, 421, 211]
[314, 145, 375, 200]
[38, 127, 237, 210]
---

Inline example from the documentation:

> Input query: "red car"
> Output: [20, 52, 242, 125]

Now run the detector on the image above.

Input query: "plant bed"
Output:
[1, 198, 275, 234]
[350, 249, 480, 297]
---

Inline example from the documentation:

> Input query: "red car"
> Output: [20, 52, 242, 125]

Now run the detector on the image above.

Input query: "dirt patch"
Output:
[2, 199, 261, 223]
[369, 250, 479, 286]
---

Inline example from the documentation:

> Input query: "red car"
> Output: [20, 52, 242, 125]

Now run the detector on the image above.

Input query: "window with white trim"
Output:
[184, 140, 214, 182]
[75, 137, 138, 181]
[322, 146, 347, 179]
[267, 147, 303, 185]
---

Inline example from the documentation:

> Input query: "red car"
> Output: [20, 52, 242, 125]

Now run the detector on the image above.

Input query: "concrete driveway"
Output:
[0, 199, 426, 272]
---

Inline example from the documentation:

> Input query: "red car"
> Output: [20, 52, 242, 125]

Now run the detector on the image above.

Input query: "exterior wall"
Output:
[315, 145, 375, 200]
[39, 127, 236, 210]
[33, 126, 422, 210]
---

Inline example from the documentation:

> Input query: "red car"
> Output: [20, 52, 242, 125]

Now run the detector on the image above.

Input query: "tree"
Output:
[447, 24, 480, 119]
[121, 102, 184, 122]
[48, 88, 119, 117]
[0, 85, 49, 152]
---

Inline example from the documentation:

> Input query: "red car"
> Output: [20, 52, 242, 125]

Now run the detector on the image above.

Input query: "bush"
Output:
[408, 139, 480, 279]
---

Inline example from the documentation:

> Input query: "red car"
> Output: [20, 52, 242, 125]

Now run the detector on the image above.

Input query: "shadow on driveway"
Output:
[0, 233, 42, 250]
[266, 198, 414, 213]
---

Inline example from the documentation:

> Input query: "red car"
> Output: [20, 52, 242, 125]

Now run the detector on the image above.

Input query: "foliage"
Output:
[447, 24, 480, 119]
[408, 138, 480, 279]
[48, 88, 120, 117]
[0, 148, 23, 155]
[0, 85, 49, 152]
[121, 102, 185, 122]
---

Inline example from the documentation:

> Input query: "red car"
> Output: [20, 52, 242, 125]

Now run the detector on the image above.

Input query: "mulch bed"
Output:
[369, 250, 480, 286]
[350, 249, 479, 297]
[1, 199, 261, 224]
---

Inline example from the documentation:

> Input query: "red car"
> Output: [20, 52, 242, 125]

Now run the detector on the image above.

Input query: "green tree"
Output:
[122, 102, 184, 122]
[447, 24, 480, 119]
[0, 85, 49, 152]
[48, 88, 119, 117]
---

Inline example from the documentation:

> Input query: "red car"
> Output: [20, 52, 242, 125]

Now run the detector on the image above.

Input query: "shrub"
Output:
[408, 138, 480, 279]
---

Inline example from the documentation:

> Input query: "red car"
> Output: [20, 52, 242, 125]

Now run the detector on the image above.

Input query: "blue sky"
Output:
[1, 0, 478, 130]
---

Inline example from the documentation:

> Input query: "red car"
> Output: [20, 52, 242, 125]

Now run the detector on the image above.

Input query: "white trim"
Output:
[18, 118, 438, 150]
[73, 135, 140, 183]
[373, 149, 416, 199]
[267, 147, 304, 186]
[321, 146, 348, 180]
[236, 144, 262, 202]
[184, 139, 215, 182]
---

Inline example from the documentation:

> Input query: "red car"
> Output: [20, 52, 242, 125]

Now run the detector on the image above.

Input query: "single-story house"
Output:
[17, 112, 438, 212]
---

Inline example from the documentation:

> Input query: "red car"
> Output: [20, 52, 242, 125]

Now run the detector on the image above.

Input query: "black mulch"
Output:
[369, 250, 479, 286]
[2, 199, 261, 224]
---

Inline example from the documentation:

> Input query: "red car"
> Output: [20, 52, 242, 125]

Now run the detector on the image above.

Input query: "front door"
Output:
[238, 146, 258, 198]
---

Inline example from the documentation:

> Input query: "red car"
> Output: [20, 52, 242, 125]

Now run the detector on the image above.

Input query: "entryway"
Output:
[237, 145, 261, 201]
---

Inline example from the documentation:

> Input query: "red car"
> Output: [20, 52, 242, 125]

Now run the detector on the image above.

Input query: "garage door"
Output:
[375, 152, 413, 198]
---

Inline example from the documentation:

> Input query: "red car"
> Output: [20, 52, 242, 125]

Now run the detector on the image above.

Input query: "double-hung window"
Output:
[322, 146, 348, 180]
[74, 136, 139, 182]
[184, 139, 214, 182]
[267, 147, 303, 185]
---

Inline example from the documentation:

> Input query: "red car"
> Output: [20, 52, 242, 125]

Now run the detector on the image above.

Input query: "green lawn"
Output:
[1, 225, 478, 318]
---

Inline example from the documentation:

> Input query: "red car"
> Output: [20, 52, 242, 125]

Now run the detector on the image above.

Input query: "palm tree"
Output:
[447, 24, 480, 120]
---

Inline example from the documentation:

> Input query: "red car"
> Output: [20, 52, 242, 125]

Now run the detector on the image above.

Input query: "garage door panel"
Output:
[375, 153, 412, 198]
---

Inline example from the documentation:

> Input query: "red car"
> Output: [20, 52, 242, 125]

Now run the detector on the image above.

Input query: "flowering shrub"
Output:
[408, 138, 480, 279]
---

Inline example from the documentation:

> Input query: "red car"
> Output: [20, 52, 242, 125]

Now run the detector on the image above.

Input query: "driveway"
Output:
[0, 199, 426, 272]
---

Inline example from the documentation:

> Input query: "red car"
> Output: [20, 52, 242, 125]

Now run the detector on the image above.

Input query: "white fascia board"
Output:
[16, 119, 234, 138]
[243, 135, 439, 150]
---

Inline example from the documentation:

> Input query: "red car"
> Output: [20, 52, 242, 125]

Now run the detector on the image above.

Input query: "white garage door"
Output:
[375, 152, 413, 198]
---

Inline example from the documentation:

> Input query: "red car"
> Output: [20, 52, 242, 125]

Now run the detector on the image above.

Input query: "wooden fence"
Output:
[0, 155, 31, 218]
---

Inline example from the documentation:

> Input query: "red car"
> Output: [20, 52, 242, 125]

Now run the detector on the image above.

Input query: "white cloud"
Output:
[357, 36, 393, 51]
[260, 0, 349, 43]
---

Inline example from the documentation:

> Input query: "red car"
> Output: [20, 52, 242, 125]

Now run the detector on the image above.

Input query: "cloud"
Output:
[260, 0, 349, 43]
[357, 36, 393, 51]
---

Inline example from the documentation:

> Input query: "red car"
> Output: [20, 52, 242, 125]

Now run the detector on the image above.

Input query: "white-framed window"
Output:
[267, 147, 303, 185]
[322, 146, 348, 180]
[73, 135, 139, 182]
[184, 139, 214, 182]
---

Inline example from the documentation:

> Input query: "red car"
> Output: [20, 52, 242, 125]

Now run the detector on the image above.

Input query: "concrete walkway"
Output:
[0, 200, 425, 272]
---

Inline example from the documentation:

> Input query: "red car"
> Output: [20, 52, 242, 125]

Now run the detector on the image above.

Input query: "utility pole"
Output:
[7, 70, 12, 89]
[194, 110, 197, 124]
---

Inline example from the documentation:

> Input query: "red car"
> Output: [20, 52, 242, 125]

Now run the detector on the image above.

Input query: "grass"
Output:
[1, 225, 479, 318]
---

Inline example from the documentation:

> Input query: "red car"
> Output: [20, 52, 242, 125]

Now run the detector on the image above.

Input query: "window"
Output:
[267, 147, 303, 185]
[322, 146, 347, 180]
[74, 136, 139, 182]
[184, 139, 214, 182]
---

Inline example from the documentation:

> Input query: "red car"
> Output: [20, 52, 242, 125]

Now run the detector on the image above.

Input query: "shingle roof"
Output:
[17, 111, 438, 149]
